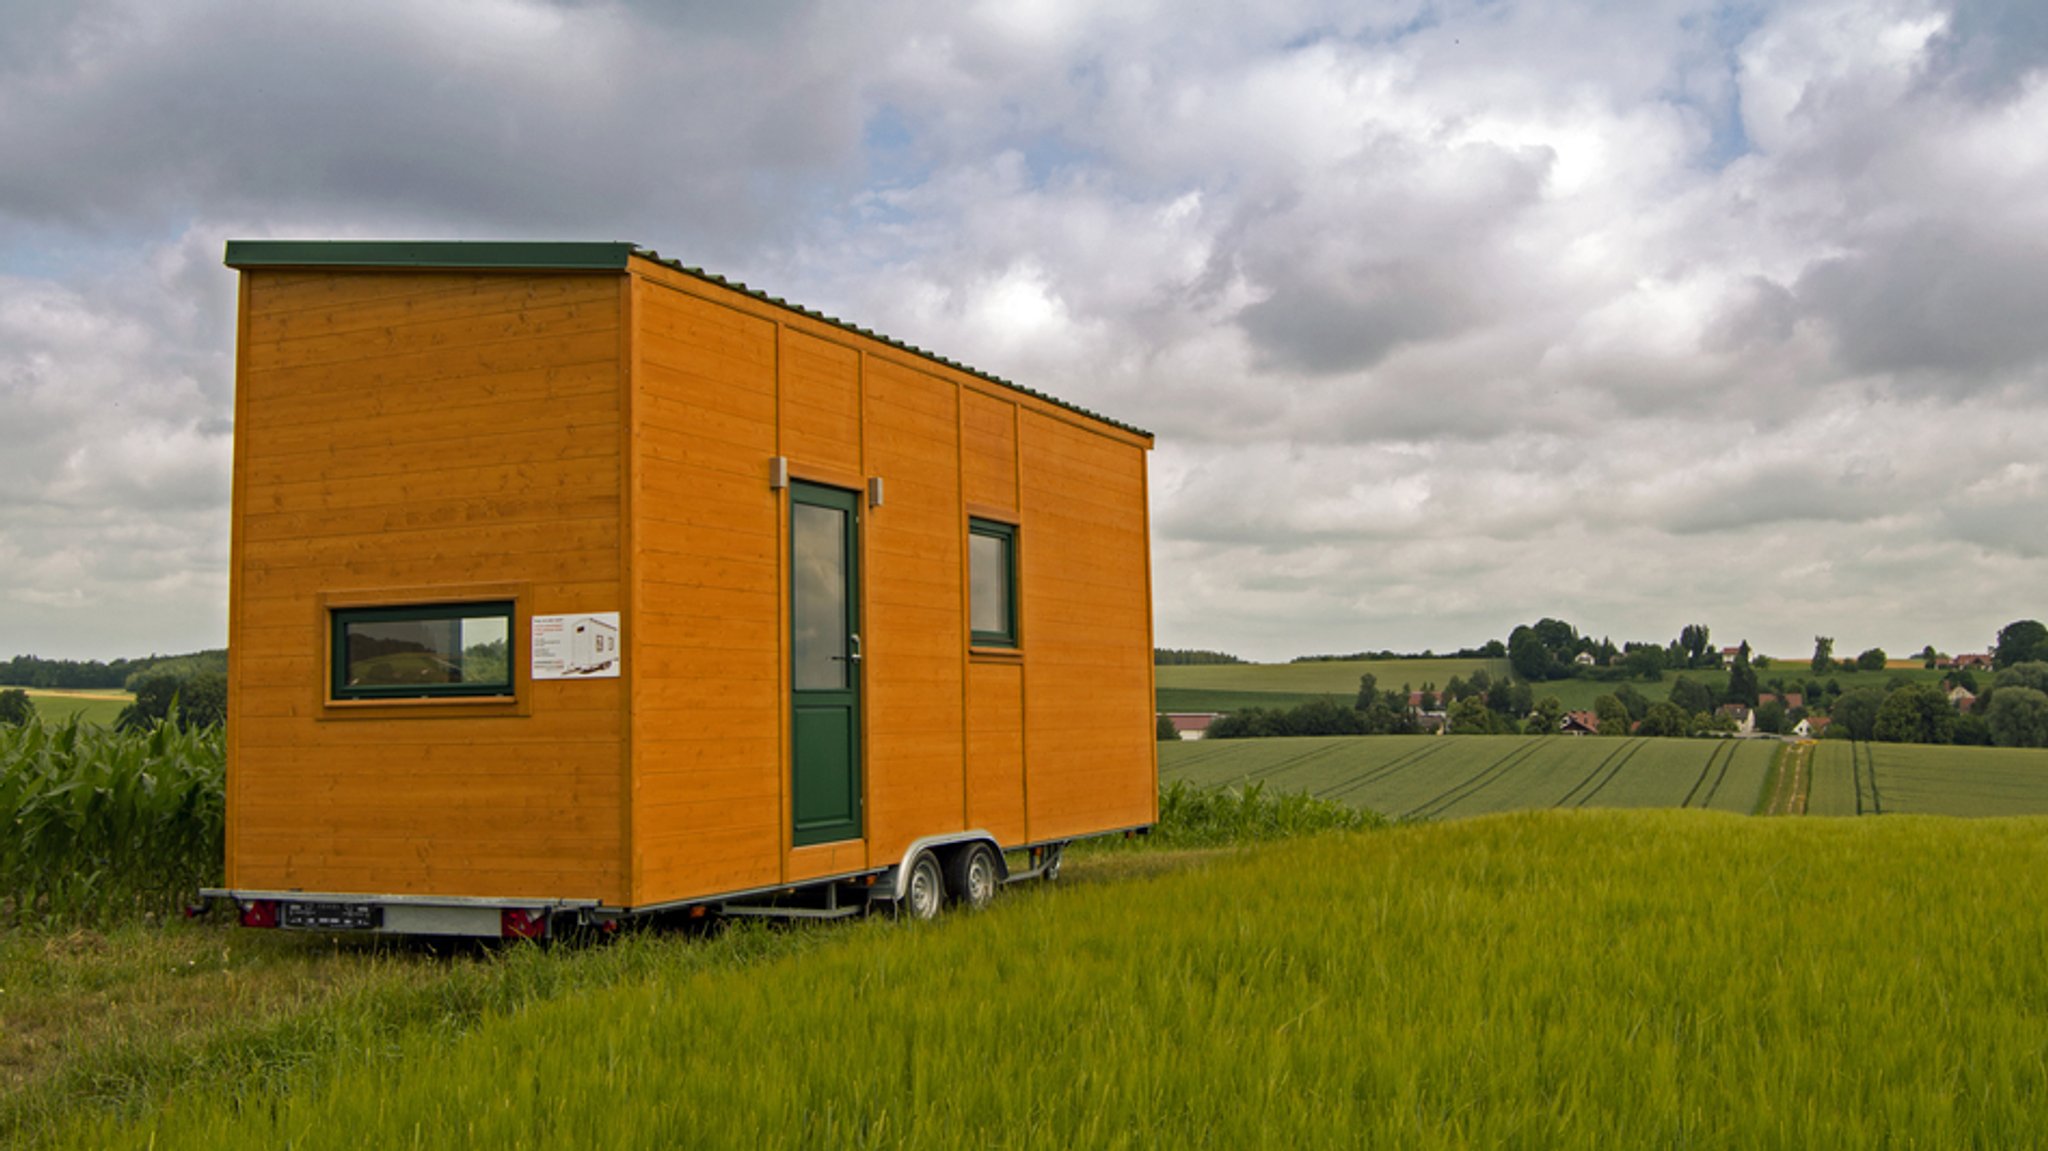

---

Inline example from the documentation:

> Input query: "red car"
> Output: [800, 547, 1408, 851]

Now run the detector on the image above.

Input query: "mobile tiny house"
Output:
[211, 241, 1157, 936]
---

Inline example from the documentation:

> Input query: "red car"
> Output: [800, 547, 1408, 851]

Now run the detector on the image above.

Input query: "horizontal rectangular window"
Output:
[969, 519, 1017, 648]
[331, 602, 515, 701]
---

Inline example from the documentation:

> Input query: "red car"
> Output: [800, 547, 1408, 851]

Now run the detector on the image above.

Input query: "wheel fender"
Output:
[878, 831, 1002, 901]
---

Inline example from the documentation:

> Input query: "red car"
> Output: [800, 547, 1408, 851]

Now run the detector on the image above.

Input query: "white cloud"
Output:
[2, 0, 2046, 664]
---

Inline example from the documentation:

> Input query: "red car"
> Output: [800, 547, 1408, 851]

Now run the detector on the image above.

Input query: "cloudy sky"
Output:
[2, 0, 2045, 664]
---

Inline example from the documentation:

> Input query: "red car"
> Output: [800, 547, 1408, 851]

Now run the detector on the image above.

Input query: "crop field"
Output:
[1162, 735, 1778, 819]
[43, 810, 2048, 1148]
[6, 689, 130, 727]
[1156, 658, 1954, 714]
[1811, 740, 2048, 817]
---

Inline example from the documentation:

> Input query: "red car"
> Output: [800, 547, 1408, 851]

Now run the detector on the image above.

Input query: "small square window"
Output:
[969, 520, 1017, 648]
[331, 602, 515, 700]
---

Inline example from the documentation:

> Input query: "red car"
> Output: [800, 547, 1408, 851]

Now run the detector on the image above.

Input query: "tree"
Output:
[1856, 648, 1887, 672]
[1526, 696, 1565, 735]
[1157, 713, 1179, 741]
[1755, 699, 1789, 735]
[1594, 694, 1632, 736]
[1354, 673, 1380, 712]
[1613, 682, 1650, 721]
[1679, 624, 1712, 668]
[1637, 701, 1693, 738]
[1503, 680, 1535, 718]
[1508, 626, 1555, 682]
[1987, 687, 2048, 748]
[1873, 683, 1956, 745]
[1994, 621, 2048, 669]
[1829, 687, 1887, 742]
[1993, 662, 2048, 695]
[1726, 642, 1759, 707]
[117, 670, 227, 731]
[0, 688, 34, 726]
[1668, 676, 1713, 718]
[1449, 695, 1497, 734]
[1811, 636, 1834, 676]
[1920, 644, 1939, 669]
[1622, 645, 1666, 681]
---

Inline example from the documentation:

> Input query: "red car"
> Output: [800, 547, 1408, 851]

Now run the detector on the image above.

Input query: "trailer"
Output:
[204, 241, 1157, 937]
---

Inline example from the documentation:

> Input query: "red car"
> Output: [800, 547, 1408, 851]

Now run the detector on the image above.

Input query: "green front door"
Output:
[790, 482, 862, 846]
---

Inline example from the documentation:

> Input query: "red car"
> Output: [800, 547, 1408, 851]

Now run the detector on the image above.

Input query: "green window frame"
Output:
[969, 519, 1019, 648]
[330, 601, 516, 701]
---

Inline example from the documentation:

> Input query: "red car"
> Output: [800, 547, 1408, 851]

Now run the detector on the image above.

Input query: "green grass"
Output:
[55, 809, 2048, 1148]
[1162, 735, 1777, 820]
[1156, 658, 1957, 714]
[7, 690, 131, 727]
[1156, 657, 1511, 699]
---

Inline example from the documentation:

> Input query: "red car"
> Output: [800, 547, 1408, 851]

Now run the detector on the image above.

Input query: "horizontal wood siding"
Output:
[861, 357, 968, 864]
[966, 660, 1027, 843]
[1019, 408, 1157, 840]
[229, 270, 628, 902]
[629, 275, 785, 903]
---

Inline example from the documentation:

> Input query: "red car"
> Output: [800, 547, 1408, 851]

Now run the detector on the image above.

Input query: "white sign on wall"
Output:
[531, 612, 622, 679]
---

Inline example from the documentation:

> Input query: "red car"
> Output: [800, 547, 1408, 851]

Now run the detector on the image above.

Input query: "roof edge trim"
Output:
[224, 240, 635, 271]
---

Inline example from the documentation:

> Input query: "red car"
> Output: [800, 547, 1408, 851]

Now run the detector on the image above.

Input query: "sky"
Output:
[2, 0, 2045, 665]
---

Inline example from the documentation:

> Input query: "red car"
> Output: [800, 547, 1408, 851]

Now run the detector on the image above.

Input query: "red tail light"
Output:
[500, 908, 547, 940]
[240, 900, 279, 928]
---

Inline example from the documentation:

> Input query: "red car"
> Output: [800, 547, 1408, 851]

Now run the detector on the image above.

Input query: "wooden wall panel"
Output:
[228, 269, 627, 902]
[1019, 409, 1158, 841]
[961, 390, 1019, 513]
[861, 357, 967, 862]
[966, 661, 1026, 843]
[628, 277, 786, 904]
[779, 328, 862, 476]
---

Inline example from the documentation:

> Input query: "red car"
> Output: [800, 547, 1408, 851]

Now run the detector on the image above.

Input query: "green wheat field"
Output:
[48, 810, 2048, 1148]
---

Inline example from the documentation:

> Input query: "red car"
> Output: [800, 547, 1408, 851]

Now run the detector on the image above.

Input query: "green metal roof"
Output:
[223, 239, 1151, 440]
[224, 240, 634, 271]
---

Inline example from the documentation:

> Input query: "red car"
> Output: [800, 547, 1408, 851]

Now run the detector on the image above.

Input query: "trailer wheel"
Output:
[898, 849, 946, 921]
[944, 842, 999, 911]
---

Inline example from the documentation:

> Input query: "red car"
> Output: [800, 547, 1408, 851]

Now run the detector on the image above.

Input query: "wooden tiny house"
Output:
[213, 241, 1157, 935]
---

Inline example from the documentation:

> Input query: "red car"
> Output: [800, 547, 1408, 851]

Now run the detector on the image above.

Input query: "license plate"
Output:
[280, 901, 383, 931]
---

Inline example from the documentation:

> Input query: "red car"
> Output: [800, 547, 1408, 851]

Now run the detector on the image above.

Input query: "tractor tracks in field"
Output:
[1682, 742, 1738, 810]
[1403, 740, 1547, 822]
[1557, 738, 1645, 808]
[1315, 740, 1452, 803]
[1852, 742, 1885, 815]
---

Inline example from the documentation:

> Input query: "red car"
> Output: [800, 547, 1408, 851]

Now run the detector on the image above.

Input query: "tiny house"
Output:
[209, 241, 1157, 936]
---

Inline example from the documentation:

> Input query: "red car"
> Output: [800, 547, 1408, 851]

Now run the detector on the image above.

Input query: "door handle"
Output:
[848, 633, 862, 664]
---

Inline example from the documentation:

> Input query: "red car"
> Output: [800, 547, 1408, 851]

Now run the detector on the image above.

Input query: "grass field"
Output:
[1163, 735, 1778, 818]
[5, 689, 129, 727]
[46, 810, 2048, 1148]
[1156, 658, 1956, 714]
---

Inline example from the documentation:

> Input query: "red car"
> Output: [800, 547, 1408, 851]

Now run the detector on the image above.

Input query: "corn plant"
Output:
[0, 714, 224, 927]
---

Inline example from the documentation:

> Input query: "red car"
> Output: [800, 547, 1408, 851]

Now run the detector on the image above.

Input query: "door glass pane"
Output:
[792, 502, 847, 691]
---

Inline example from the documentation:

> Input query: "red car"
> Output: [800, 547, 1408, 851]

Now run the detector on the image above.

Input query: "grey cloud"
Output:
[0, 2, 873, 260]
[1230, 140, 1552, 374]
[1926, 0, 2048, 98]
[1795, 220, 2048, 385]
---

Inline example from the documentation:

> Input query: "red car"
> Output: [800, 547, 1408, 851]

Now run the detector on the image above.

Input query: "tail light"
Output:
[240, 900, 279, 928]
[500, 908, 547, 940]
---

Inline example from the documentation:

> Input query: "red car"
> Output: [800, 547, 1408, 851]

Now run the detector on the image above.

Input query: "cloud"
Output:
[2, 0, 2047, 665]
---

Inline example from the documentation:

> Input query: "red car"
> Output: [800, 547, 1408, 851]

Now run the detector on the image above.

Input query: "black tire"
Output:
[944, 842, 1000, 911]
[897, 849, 945, 920]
